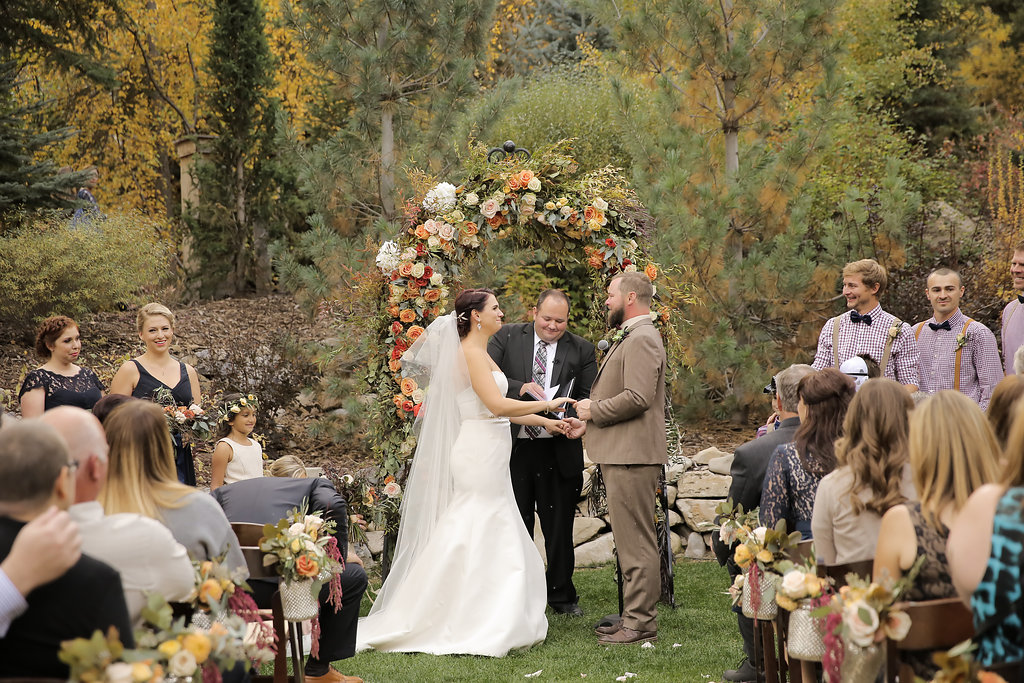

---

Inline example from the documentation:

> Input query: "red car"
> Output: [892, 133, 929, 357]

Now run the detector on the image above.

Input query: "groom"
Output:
[488, 289, 597, 616]
[569, 272, 667, 644]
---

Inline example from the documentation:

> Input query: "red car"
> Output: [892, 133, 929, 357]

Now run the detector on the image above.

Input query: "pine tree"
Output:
[290, 0, 497, 225]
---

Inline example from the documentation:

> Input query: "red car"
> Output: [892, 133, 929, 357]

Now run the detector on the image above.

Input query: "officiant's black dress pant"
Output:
[511, 437, 583, 609]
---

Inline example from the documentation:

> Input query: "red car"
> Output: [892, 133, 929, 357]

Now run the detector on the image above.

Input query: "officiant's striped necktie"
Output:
[525, 340, 548, 439]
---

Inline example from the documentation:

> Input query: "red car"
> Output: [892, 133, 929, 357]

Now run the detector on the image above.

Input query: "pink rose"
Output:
[480, 198, 500, 219]
[438, 222, 456, 241]
[423, 219, 442, 234]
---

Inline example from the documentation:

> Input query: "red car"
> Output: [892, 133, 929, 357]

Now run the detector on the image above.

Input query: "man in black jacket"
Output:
[714, 363, 813, 683]
[0, 419, 133, 678]
[213, 465, 367, 683]
[488, 289, 597, 616]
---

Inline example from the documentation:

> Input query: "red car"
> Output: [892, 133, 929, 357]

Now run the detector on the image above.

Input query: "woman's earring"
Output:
[477, 322, 482, 330]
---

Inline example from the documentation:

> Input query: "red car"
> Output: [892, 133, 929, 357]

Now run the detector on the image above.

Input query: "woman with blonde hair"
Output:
[812, 378, 915, 564]
[100, 400, 245, 574]
[268, 455, 307, 478]
[109, 302, 202, 485]
[949, 396, 1024, 668]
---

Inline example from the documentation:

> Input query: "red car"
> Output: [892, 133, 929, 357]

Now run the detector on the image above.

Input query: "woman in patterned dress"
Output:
[18, 316, 104, 417]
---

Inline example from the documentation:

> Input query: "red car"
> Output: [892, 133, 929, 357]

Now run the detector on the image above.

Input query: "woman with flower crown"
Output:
[356, 288, 573, 657]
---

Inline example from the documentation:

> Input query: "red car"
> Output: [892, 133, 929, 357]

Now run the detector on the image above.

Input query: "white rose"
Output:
[423, 219, 441, 234]
[480, 198, 500, 219]
[289, 522, 306, 536]
[780, 570, 808, 600]
[415, 297, 427, 308]
[520, 202, 535, 216]
[427, 235, 441, 249]
[649, 309, 658, 321]
[304, 515, 323, 531]
[411, 389, 425, 404]
[843, 600, 880, 648]
[752, 527, 767, 545]
[624, 263, 638, 272]
[175, 412, 187, 423]
[401, 247, 417, 260]
[168, 649, 198, 677]
[341, 474, 354, 485]
[522, 193, 537, 205]
[463, 192, 479, 206]
[189, 404, 203, 415]
[383, 481, 402, 498]
[105, 662, 134, 683]
[375, 240, 401, 272]
[883, 610, 912, 641]
[593, 197, 608, 211]
[449, 209, 465, 222]
[527, 177, 541, 192]
[438, 223, 456, 241]
[429, 272, 444, 286]
[423, 182, 457, 214]
[410, 262, 425, 278]
[560, 205, 573, 217]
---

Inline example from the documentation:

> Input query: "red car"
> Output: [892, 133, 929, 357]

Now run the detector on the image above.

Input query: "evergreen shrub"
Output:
[0, 211, 171, 329]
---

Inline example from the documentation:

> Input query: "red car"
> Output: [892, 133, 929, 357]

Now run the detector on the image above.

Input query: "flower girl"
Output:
[210, 394, 264, 490]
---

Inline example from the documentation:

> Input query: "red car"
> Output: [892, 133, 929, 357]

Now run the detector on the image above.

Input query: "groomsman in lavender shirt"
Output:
[1001, 241, 1024, 376]
[914, 268, 1003, 410]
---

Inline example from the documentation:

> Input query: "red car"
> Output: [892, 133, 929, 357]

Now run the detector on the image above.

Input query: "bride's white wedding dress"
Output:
[355, 370, 548, 656]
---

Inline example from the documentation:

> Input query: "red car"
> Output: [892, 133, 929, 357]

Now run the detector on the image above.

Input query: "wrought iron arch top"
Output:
[487, 140, 531, 163]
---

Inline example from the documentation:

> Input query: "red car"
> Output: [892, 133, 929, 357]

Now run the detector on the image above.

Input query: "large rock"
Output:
[667, 509, 683, 528]
[575, 533, 616, 567]
[677, 498, 726, 532]
[666, 459, 694, 483]
[364, 530, 385, 556]
[693, 446, 731, 465]
[666, 484, 678, 507]
[677, 469, 731, 498]
[573, 516, 606, 546]
[708, 453, 734, 476]
[684, 531, 706, 559]
[670, 532, 683, 556]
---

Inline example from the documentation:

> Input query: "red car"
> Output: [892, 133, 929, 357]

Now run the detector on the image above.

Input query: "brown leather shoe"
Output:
[598, 626, 657, 644]
[594, 621, 622, 636]
[304, 669, 363, 683]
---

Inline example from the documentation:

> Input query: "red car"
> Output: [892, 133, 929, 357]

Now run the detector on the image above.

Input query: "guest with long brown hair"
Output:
[986, 374, 1024, 449]
[812, 378, 915, 564]
[18, 316, 104, 418]
[760, 368, 856, 538]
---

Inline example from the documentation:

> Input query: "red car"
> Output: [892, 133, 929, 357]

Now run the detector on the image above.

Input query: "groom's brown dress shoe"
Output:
[304, 669, 363, 683]
[598, 627, 657, 644]
[594, 621, 622, 636]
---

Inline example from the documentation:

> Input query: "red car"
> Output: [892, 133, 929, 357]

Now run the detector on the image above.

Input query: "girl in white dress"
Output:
[210, 393, 264, 490]
[356, 289, 574, 656]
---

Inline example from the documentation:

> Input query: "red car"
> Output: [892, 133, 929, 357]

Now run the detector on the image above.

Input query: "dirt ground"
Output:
[0, 295, 753, 479]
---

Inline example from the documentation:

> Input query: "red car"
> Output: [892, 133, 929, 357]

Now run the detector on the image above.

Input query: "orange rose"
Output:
[393, 394, 404, 409]
[398, 262, 414, 277]
[399, 309, 416, 323]
[389, 359, 401, 373]
[660, 309, 670, 323]
[295, 554, 319, 578]
[400, 378, 418, 396]
[387, 304, 400, 317]
[645, 263, 658, 280]
[588, 254, 605, 269]
[199, 578, 223, 605]
[414, 224, 430, 239]
[518, 170, 534, 186]
[584, 206, 597, 221]
[508, 174, 522, 190]
[407, 325, 425, 341]
[424, 289, 441, 302]
[486, 215, 503, 227]
[463, 221, 478, 236]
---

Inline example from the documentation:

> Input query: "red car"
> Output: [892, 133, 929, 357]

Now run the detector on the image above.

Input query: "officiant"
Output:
[488, 289, 597, 616]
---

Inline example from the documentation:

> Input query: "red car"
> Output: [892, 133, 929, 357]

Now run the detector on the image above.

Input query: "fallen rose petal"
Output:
[641, 641, 655, 649]
[524, 670, 542, 678]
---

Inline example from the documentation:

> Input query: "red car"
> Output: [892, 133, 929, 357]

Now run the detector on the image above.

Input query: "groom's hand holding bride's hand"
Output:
[544, 419, 568, 436]
[574, 398, 592, 421]
[563, 417, 587, 440]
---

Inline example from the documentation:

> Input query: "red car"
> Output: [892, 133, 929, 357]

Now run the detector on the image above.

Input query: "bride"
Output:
[356, 288, 573, 656]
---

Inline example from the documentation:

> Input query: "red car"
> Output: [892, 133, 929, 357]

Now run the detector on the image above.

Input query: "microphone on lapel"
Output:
[597, 339, 610, 352]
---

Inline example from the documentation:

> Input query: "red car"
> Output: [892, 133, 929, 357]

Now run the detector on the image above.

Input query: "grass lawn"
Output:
[341, 559, 742, 682]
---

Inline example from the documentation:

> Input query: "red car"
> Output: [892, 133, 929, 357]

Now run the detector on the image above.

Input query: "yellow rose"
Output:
[130, 662, 153, 682]
[734, 544, 753, 569]
[756, 549, 774, 565]
[776, 594, 798, 612]
[182, 633, 212, 663]
[157, 639, 181, 657]
[290, 538, 302, 553]
[199, 578, 223, 604]
[544, 201, 556, 211]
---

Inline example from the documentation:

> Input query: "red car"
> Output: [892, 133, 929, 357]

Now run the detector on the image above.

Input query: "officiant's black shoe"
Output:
[551, 602, 584, 616]
[722, 657, 756, 683]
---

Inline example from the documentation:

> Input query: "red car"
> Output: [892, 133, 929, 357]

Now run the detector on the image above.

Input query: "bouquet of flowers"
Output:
[730, 517, 801, 619]
[335, 471, 403, 543]
[152, 386, 213, 445]
[185, 556, 268, 646]
[59, 594, 274, 682]
[259, 505, 344, 599]
[928, 640, 1009, 683]
[774, 559, 830, 612]
[715, 500, 760, 547]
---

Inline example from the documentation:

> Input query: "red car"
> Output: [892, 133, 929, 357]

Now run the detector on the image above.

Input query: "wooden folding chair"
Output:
[232, 522, 305, 683]
[822, 558, 874, 587]
[884, 598, 975, 683]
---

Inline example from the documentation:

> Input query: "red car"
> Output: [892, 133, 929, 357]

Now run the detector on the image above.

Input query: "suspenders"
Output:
[915, 318, 973, 391]
[832, 315, 903, 377]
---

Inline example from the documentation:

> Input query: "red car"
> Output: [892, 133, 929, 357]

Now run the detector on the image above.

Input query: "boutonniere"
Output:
[888, 323, 900, 340]
[956, 330, 969, 349]
[611, 327, 632, 345]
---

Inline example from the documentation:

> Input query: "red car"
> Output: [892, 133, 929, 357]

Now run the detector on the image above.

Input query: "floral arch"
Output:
[365, 140, 671, 483]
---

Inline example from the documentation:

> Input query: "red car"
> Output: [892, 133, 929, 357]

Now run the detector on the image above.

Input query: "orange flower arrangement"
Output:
[645, 263, 658, 280]
[399, 309, 417, 323]
[407, 325, 425, 341]
[424, 289, 441, 302]
[400, 378, 417, 396]
[398, 262, 414, 277]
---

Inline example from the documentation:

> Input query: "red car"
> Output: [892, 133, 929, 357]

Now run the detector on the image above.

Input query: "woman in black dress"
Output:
[109, 302, 202, 485]
[19, 316, 104, 417]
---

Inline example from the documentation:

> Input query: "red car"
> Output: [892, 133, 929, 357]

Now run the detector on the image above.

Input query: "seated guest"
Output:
[838, 353, 879, 390]
[0, 506, 82, 638]
[813, 379, 915, 564]
[713, 363, 813, 683]
[987, 375, 1024, 450]
[212, 455, 367, 683]
[876, 391, 1001, 677]
[760, 368, 855, 538]
[91, 393, 136, 425]
[0, 419, 133, 677]
[948, 397, 1024, 668]
[100, 400, 246, 574]
[42, 407, 194, 623]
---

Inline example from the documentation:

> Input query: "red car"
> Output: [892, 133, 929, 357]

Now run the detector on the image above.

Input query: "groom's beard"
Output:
[606, 304, 625, 329]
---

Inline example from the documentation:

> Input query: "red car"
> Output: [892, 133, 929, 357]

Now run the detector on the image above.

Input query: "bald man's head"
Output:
[40, 407, 108, 504]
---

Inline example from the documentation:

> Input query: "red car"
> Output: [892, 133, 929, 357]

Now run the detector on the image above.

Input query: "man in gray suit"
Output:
[712, 363, 812, 683]
[488, 289, 597, 616]
[570, 272, 667, 645]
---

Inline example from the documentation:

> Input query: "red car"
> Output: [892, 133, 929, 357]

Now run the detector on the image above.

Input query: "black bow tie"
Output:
[929, 320, 952, 332]
[1019, 294, 1024, 304]
[850, 311, 872, 326]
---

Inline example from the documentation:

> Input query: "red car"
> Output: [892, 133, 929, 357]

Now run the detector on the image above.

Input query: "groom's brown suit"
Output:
[584, 316, 667, 633]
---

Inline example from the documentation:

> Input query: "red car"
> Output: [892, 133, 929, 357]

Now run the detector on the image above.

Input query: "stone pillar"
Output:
[174, 135, 216, 284]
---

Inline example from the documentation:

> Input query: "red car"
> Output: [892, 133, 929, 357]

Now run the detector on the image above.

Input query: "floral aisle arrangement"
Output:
[152, 386, 213, 446]
[816, 557, 924, 683]
[259, 506, 344, 627]
[186, 556, 268, 648]
[366, 140, 686, 486]
[928, 640, 1009, 683]
[774, 557, 832, 661]
[58, 594, 274, 682]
